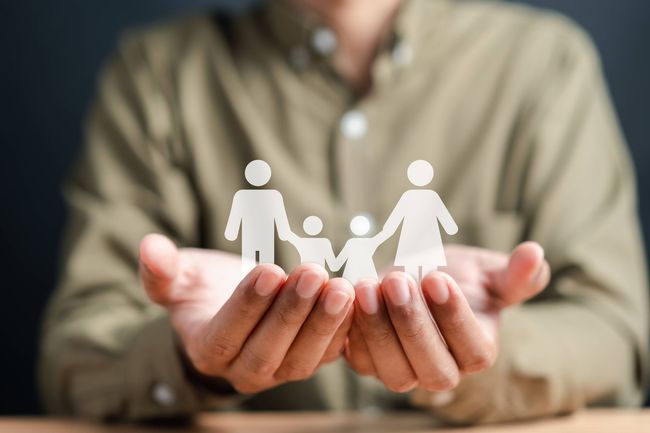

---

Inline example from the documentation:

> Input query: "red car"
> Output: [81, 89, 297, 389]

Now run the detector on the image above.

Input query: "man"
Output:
[39, 0, 649, 424]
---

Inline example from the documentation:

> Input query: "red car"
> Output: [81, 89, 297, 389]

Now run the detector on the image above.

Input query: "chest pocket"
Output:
[454, 212, 525, 254]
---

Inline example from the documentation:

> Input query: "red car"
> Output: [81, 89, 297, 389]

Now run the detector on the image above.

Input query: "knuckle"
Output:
[345, 352, 373, 376]
[351, 362, 376, 377]
[320, 352, 341, 365]
[421, 369, 460, 392]
[445, 310, 468, 333]
[277, 306, 305, 328]
[305, 318, 337, 338]
[189, 336, 235, 375]
[275, 359, 315, 382]
[233, 290, 268, 319]
[239, 347, 278, 378]
[321, 341, 346, 363]
[386, 377, 418, 393]
[394, 304, 418, 321]
[460, 349, 496, 374]
[190, 356, 217, 377]
[205, 334, 240, 361]
[398, 314, 428, 343]
[363, 326, 394, 346]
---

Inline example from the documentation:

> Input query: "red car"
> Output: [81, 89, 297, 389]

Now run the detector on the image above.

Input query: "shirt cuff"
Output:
[122, 313, 243, 419]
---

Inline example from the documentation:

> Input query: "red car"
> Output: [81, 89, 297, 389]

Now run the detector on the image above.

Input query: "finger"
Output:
[191, 264, 286, 374]
[354, 278, 417, 393]
[422, 272, 497, 376]
[381, 273, 460, 391]
[343, 322, 377, 377]
[139, 233, 179, 306]
[230, 264, 328, 387]
[275, 278, 354, 381]
[492, 241, 550, 306]
[321, 304, 355, 365]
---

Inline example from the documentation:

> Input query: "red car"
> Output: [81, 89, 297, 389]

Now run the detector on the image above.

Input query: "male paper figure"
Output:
[224, 160, 291, 276]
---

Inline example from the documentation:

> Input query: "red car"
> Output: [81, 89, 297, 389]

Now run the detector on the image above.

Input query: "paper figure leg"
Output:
[258, 247, 275, 265]
[241, 242, 257, 278]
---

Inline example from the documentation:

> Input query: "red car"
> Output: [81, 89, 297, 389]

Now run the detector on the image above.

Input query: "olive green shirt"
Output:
[39, 0, 649, 424]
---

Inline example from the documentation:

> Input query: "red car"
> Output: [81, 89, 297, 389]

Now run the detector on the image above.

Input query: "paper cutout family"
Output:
[225, 160, 458, 284]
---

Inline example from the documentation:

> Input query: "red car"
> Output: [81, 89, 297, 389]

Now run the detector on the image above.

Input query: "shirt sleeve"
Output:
[38, 32, 239, 420]
[412, 18, 649, 423]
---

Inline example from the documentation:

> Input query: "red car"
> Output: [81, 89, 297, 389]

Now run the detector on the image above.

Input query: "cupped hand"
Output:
[345, 242, 550, 392]
[139, 234, 355, 394]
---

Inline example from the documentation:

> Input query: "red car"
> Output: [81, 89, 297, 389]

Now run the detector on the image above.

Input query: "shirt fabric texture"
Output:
[39, 0, 649, 423]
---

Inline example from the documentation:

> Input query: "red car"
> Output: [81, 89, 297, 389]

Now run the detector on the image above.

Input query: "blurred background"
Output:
[0, 0, 648, 414]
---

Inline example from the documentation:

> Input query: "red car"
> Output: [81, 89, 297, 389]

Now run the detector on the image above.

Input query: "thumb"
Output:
[494, 241, 551, 306]
[139, 233, 180, 306]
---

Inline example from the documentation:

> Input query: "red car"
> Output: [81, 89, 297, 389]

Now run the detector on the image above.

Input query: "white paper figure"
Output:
[381, 160, 458, 281]
[333, 215, 385, 284]
[224, 160, 291, 276]
[287, 216, 338, 270]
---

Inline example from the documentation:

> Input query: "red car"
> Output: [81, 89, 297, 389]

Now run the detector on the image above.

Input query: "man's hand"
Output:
[139, 234, 355, 394]
[345, 242, 550, 392]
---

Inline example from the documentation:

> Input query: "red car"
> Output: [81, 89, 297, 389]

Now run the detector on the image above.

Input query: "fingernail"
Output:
[324, 290, 350, 315]
[254, 271, 281, 296]
[427, 276, 449, 304]
[385, 277, 410, 306]
[357, 282, 379, 315]
[296, 271, 323, 299]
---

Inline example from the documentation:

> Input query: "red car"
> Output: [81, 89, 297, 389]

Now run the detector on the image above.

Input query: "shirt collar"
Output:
[264, 0, 450, 69]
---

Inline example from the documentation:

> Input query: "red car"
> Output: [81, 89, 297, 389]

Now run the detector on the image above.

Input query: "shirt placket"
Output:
[296, 21, 381, 243]
[331, 39, 415, 242]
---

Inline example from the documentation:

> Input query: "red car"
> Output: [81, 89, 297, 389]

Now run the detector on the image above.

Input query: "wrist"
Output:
[174, 334, 238, 396]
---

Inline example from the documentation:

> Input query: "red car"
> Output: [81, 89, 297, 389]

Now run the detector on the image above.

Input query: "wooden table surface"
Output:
[1, 410, 649, 433]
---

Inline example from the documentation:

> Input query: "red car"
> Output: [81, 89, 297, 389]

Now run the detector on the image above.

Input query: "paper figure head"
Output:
[245, 160, 272, 187]
[350, 215, 371, 237]
[303, 216, 323, 236]
[407, 160, 434, 187]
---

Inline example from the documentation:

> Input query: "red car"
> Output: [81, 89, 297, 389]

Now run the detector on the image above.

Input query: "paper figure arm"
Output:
[435, 193, 459, 235]
[224, 192, 242, 241]
[380, 194, 407, 240]
[371, 229, 392, 247]
[273, 191, 292, 241]
[329, 243, 350, 272]
[285, 231, 301, 245]
[323, 241, 339, 272]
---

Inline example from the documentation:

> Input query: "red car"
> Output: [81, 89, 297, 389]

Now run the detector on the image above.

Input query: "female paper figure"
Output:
[287, 216, 338, 271]
[381, 160, 458, 281]
[333, 215, 385, 284]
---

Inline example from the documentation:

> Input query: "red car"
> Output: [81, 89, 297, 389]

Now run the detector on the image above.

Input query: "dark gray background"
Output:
[0, 0, 648, 414]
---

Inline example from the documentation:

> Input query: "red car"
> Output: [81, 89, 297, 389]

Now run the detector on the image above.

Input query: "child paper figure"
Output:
[381, 160, 458, 282]
[333, 215, 385, 284]
[287, 216, 338, 270]
[224, 160, 292, 276]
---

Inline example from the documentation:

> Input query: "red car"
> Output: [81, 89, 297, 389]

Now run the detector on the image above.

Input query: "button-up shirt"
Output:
[39, 0, 649, 423]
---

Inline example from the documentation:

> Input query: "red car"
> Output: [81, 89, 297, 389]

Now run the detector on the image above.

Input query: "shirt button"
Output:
[311, 27, 337, 56]
[152, 382, 176, 407]
[340, 110, 368, 141]
[392, 41, 413, 66]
